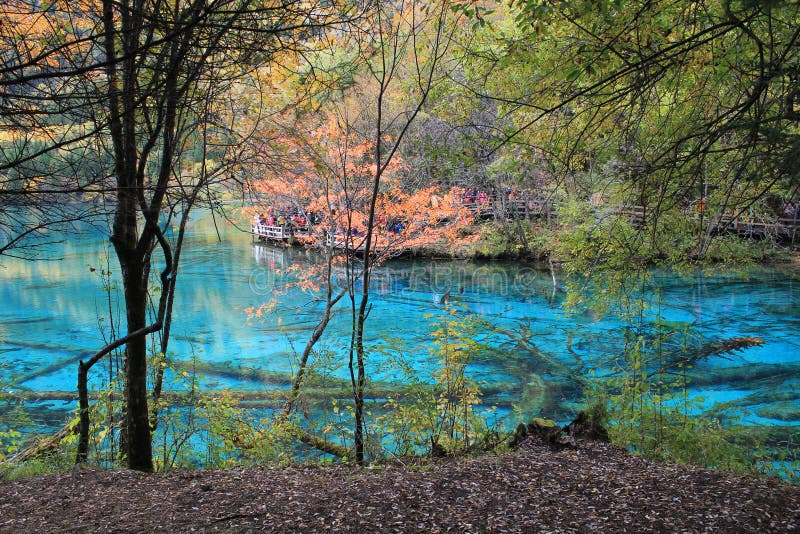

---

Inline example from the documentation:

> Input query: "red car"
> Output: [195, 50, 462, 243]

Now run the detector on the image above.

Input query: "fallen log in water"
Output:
[726, 424, 800, 449]
[683, 336, 764, 363]
[685, 361, 800, 388]
[0, 418, 78, 469]
[754, 402, 800, 422]
[649, 336, 765, 378]
[4, 387, 523, 410]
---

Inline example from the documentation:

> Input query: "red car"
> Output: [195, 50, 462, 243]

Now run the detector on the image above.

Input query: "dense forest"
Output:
[1, 0, 799, 481]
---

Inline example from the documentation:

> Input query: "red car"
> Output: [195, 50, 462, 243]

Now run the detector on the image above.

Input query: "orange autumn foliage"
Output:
[247, 110, 478, 257]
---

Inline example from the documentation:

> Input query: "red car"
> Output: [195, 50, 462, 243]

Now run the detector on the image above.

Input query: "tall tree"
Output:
[2, 0, 349, 471]
[98, 0, 352, 472]
[459, 0, 800, 261]
[245, 0, 468, 463]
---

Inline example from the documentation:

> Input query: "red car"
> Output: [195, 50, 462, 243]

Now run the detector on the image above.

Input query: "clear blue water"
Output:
[1, 209, 799, 440]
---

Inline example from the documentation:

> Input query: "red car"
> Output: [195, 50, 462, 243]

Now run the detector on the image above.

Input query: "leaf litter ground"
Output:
[0, 438, 798, 532]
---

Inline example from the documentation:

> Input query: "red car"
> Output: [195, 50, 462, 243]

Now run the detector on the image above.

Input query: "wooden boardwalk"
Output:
[459, 195, 556, 223]
[622, 210, 799, 241]
[251, 224, 311, 242]
[457, 194, 799, 243]
[710, 215, 799, 240]
[252, 223, 292, 241]
[252, 225, 376, 253]
[325, 232, 391, 253]
[325, 232, 365, 251]
[252, 194, 798, 249]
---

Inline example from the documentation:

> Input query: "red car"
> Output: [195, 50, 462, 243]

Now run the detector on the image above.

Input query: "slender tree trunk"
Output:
[122, 267, 153, 471]
[76, 361, 90, 463]
[111, 161, 155, 470]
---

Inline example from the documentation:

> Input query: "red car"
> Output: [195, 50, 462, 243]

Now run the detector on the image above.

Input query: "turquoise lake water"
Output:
[1, 209, 799, 441]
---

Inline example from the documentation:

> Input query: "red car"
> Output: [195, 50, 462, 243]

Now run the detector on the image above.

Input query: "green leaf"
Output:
[564, 65, 583, 81]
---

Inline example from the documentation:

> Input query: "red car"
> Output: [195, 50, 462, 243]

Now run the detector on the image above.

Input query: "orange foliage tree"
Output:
[244, 0, 474, 463]
[251, 109, 466, 255]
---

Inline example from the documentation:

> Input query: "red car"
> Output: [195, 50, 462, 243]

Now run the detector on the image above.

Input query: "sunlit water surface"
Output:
[1, 210, 799, 444]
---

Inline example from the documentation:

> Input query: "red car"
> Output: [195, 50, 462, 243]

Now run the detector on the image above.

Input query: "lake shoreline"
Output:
[318, 228, 800, 266]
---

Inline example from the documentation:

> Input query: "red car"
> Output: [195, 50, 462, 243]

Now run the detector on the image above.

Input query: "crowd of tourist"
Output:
[254, 210, 324, 232]
[253, 208, 406, 241]
[461, 187, 525, 206]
